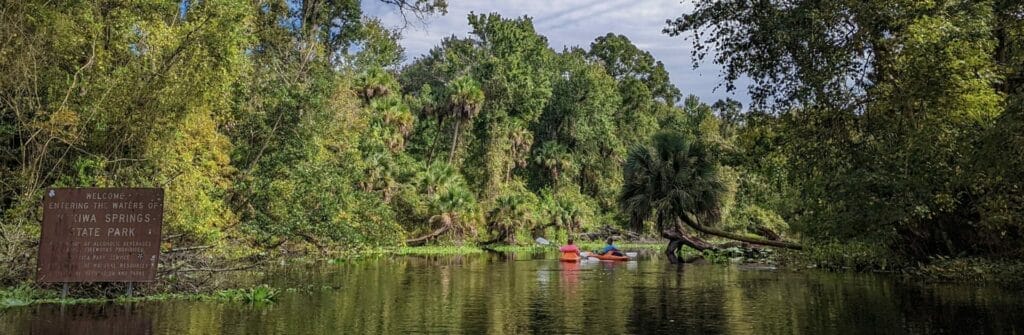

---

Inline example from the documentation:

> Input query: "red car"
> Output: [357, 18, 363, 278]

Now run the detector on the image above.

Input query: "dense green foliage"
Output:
[1, 1, 761, 284]
[667, 0, 1024, 259]
[620, 131, 724, 232]
[3, 0, 1019, 286]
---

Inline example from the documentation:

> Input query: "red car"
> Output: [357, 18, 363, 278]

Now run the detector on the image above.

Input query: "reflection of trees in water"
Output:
[733, 272, 900, 334]
[329, 261, 1024, 334]
[23, 303, 152, 335]
[624, 265, 735, 334]
[12, 257, 1024, 334]
[895, 282, 1024, 334]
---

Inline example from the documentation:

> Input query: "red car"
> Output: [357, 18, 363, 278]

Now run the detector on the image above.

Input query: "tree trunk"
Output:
[754, 226, 782, 241]
[448, 119, 461, 164]
[427, 119, 444, 164]
[427, 138, 436, 164]
[661, 228, 713, 264]
[677, 215, 803, 250]
[405, 224, 451, 246]
[676, 230, 718, 251]
[664, 239, 684, 264]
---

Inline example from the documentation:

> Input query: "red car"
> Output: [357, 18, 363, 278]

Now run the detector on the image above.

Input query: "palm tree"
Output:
[537, 190, 583, 236]
[534, 141, 575, 184]
[415, 162, 458, 197]
[506, 126, 534, 181]
[370, 97, 414, 152]
[361, 152, 398, 202]
[445, 76, 485, 163]
[416, 85, 444, 163]
[484, 189, 535, 244]
[356, 66, 396, 102]
[405, 186, 477, 246]
[619, 132, 801, 262]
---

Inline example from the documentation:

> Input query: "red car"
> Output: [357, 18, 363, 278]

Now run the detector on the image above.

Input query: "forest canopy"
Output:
[666, 0, 1024, 258]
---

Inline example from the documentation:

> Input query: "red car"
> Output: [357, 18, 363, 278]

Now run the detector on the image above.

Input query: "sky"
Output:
[361, 0, 752, 106]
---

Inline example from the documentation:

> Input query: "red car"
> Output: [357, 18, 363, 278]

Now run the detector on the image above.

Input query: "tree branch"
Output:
[677, 214, 803, 250]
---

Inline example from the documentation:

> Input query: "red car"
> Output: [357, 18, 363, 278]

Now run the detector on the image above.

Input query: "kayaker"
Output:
[559, 238, 581, 256]
[595, 237, 623, 256]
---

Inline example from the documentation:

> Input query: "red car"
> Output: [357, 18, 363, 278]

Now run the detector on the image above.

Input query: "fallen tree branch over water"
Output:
[658, 215, 802, 264]
[678, 215, 803, 250]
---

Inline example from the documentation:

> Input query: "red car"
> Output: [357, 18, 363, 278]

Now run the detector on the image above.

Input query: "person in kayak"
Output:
[559, 238, 581, 256]
[596, 237, 623, 256]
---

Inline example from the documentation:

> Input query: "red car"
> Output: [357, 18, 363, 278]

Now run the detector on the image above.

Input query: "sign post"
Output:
[37, 188, 164, 295]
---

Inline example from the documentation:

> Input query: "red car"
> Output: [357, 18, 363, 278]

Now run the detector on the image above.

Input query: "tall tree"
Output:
[589, 33, 681, 105]
[444, 75, 484, 163]
[620, 132, 802, 263]
[534, 49, 624, 210]
[589, 34, 678, 147]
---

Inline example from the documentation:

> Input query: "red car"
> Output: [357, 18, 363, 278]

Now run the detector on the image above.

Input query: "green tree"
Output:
[533, 50, 624, 210]
[620, 132, 802, 262]
[415, 162, 459, 197]
[462, 14, 556, 193]
[357, 66, 399, 102]
[444, 75, 484, 163]
[536, 188, 593, 236]
[589, 33, 681, 105]
[405, 183, 480, 246]
[666, 0, 1022, 258]
[533, 142, 575, 185]
[483, 182, 538, 244]
[588, 34, 677, 149]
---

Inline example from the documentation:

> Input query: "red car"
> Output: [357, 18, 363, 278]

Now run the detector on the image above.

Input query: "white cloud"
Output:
[362, 0, 752, 106]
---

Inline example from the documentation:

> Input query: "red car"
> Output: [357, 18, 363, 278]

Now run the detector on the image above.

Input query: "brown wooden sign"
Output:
[37, 188, 164, 283]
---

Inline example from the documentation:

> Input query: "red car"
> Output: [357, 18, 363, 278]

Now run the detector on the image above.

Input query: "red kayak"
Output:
[559, 251, 580, 262]
[589, 252, 629, 261]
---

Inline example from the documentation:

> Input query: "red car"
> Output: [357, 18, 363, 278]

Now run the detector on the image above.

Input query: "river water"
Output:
[2, 251, 1023, 334]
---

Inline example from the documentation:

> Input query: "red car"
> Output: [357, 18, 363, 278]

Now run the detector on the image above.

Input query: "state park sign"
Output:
[37, 188, 164, 283]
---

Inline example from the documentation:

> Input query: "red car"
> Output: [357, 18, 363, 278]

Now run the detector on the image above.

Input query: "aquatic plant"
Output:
[216, 285, 279, 304]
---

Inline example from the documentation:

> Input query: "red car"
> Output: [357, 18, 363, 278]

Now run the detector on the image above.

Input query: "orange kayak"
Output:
[559, 251, 580, 262]
[590, 253, 629, 261]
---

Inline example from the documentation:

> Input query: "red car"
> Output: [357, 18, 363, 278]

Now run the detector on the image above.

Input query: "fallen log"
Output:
[677, 216, 803, 250]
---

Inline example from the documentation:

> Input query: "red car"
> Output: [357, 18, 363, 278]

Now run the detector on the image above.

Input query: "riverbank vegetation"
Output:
[2, 0, 1022, 290]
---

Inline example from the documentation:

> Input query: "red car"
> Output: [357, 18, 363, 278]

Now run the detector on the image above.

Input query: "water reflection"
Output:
[2, 251, 1023, 334]
[12, 303, 152, 335]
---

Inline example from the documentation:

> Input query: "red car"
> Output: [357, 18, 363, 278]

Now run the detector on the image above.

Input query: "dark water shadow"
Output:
[27, 303, 152, 335]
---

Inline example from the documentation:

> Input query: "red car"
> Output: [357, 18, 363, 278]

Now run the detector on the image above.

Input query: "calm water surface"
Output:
[2, 251, 1023, 334]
